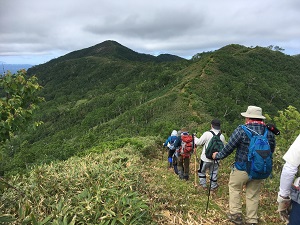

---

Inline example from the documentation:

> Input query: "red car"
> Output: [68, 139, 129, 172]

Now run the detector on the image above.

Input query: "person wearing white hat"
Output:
[212, 106, 276, 225]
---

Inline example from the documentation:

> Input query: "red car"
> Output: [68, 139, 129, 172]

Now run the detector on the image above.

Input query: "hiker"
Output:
[194, 119, 226, 190]
[277, 134, 300, 225]
[172, 130, 182, 175]
[212, 106, 276, 225]
[174, 128, 195, 180]
[163, 130, 178, 169]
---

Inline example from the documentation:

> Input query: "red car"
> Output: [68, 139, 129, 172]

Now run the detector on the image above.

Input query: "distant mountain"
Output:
[1, 64, 33, 75]
[47, 40, 185, 63]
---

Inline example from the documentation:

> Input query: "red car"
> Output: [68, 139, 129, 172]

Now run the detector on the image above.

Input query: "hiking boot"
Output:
[227, 213, 243, 225]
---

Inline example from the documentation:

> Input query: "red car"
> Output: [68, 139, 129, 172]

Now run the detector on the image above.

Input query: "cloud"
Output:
[0, 0, 300, 64]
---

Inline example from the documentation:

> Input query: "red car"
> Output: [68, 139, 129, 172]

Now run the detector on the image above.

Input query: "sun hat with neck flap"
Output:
[241, 106, 266, 119]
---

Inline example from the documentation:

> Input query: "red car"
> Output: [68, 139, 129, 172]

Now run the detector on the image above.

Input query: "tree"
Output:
[274, 46, 285, 52]
[0, 70, 44, 143]
[273, 105, 300, 150]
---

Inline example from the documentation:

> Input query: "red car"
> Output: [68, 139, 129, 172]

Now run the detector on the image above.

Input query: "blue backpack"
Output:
[241, 125, 272, 180]
[168, 136, 177, 150]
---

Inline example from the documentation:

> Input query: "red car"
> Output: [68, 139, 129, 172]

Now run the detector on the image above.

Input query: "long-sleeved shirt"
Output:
[163, 135, 177, 148]
[215, 123, 275, 165]
[279, 134, 300, 197]
[194, 128, 226, 162]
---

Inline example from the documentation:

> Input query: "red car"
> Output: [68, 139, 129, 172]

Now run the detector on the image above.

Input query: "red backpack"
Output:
[179, 134, 194, 158]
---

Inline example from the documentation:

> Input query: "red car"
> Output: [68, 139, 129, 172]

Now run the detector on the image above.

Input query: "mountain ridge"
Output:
[4, 40, 300, 174]
[1, 64, 33, 75]
[45, 40, 185, 64]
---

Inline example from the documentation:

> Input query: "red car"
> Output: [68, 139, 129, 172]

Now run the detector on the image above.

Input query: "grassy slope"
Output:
[1, 137, 285, 225]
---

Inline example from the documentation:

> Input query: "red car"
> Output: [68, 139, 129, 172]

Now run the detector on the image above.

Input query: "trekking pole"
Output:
[161, 145, 164, 162]
[194, 147, 197, 186]
[191, 133, 197, 186]
[194, 152, 201, 187]
[205, 159, 215, 215]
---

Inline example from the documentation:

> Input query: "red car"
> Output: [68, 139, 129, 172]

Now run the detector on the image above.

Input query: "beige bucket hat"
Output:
[241, 106, 266, 119]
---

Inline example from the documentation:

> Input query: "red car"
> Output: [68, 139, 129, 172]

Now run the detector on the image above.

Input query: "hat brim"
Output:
[241, 112, 266, 119]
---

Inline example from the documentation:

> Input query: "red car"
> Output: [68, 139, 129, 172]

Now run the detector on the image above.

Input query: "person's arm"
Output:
[194, 132, 208, 146]
[277, 161, 297, 222]
[213, 127, 241, 160]
[163, 137, 170, 147]
[277, 135, 300, 222]
[279, 162, 298, 197]
[268, 132, 276, 153]
[220, 134, 226, 144]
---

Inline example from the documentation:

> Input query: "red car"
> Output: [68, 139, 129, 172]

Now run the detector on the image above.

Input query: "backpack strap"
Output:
[210, 130, 221, 137]
[241, 125, 268, 138]
[241, 125, 254, 138]
[263, 127, 268, 137]
[170, 136, 177, 143]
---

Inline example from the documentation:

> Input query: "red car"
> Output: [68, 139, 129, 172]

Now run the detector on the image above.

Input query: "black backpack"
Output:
[205, 131, 224, 159]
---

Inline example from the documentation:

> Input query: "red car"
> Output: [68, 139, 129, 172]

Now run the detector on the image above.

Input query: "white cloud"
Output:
[0, 0, 299, 64]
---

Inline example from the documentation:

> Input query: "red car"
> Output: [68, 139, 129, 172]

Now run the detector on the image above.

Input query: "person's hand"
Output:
[212, 152, 218, 159]
[277, 194, 291, 223]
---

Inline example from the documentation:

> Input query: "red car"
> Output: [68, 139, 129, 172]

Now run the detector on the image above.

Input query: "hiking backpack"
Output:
[205, 131, 224, 160]
[179, 134, 194, 158]
[241, 125, 272, 180]
[168, 136, 177, 150]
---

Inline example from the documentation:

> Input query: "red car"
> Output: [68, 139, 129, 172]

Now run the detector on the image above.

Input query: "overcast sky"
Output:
[1, 0, 300, 65]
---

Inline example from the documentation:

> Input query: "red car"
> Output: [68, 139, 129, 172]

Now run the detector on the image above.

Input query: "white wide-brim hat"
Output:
[241, 106, 266, 119]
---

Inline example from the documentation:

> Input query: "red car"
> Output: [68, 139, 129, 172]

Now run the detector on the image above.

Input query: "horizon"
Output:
[1, 43, 299, 66]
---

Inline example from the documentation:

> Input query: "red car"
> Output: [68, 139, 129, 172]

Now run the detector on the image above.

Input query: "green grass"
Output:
[0, 136, 287, 224]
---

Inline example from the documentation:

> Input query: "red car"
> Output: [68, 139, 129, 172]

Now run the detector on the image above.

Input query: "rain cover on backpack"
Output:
[179, 134, 194, 158]
[241, 125, 272, 180]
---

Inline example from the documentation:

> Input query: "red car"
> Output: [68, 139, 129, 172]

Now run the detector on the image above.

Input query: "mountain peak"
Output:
[52, 40, 185, 63]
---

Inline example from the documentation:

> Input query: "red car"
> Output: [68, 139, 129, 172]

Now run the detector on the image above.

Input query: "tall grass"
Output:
[1, 136, 286, 224]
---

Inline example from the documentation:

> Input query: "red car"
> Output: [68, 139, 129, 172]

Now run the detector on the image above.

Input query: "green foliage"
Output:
[3, 41, 300, 175]
[0, 70, 44, 143]
[273, 105, 300, 146]
[1, 140, 157, 225]
[1, 134, 286, 224]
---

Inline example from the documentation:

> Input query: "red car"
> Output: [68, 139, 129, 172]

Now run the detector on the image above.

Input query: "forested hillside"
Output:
[2, 40, 300, 174]
[2, 40, 300, 224]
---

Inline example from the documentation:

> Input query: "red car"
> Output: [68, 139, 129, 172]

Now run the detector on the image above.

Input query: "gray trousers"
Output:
[198, 160, 219, 188]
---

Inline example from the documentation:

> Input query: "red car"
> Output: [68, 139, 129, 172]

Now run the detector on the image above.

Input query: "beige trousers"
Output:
[229, 167, 262, 223]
